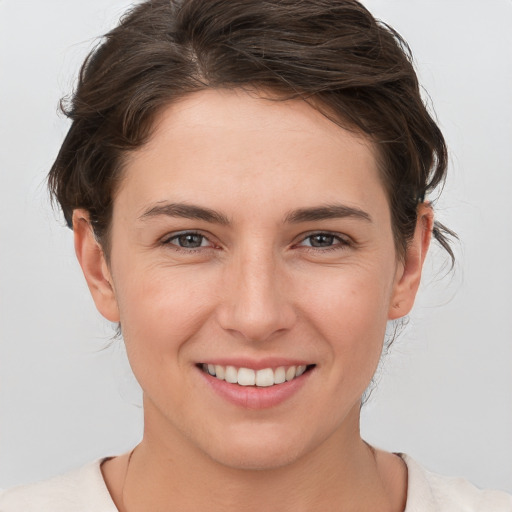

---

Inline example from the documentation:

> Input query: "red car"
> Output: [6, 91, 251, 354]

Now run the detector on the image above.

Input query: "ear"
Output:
[73, 209, 120, 322]
[388, 203, 433, 320]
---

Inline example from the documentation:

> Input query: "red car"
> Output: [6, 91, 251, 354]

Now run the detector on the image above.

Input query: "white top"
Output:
[0, 454, 510, 511]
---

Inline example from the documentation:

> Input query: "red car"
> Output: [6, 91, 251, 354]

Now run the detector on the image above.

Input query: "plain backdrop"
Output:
[1, 0, 511, 493]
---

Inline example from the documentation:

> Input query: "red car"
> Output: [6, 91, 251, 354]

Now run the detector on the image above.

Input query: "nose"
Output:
[216, 248, 296, 343]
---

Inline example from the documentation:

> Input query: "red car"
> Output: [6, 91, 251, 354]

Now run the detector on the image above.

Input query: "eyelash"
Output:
[295, 232, 352, 252]
[161, 231, 216, 253]
[161, 231, 352, 254]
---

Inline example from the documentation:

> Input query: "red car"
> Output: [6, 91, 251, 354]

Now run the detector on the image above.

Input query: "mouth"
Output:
[199, 363, 315, 387]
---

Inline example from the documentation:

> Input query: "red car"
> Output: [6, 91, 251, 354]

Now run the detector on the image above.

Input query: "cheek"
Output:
[113, 263, 216, 362]
[296, 264, 395, 380]
[300, 261, 394, 330]
[112, 265, 220, 414]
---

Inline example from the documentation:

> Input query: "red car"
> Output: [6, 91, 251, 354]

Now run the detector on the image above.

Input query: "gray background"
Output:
[1, 0, 511, 492]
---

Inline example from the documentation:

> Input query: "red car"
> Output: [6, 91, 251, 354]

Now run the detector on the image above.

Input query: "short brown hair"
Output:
[48, 0, 455, 260]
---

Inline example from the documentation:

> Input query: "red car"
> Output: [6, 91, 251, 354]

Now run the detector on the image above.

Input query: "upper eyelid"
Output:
[295, 230, 351, 243]
[162, 229, 212, 242]
[160, 231, 213, 249]
[160, 229, 351, 248]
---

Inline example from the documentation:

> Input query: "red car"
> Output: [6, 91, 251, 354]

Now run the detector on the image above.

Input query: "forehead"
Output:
[116, 88, 387, 221]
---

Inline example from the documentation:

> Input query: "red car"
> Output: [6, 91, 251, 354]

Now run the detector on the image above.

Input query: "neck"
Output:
[111, 401, 405, 512]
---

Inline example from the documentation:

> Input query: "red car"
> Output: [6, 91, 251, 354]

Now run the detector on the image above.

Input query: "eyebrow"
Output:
[138, 201, 372, 225]
[284, 204, 372, 224]
[138, 202, 230, 225]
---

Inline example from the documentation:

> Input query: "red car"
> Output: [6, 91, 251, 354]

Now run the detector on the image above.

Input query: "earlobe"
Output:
[388, 204, 433, 320]
[72, 209, 120, 322]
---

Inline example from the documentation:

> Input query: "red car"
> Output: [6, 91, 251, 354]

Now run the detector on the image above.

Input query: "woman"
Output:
[1, 0, 510, 510]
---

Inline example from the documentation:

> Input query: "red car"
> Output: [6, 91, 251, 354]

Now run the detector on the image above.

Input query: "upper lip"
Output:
[197, 358, 314, 370]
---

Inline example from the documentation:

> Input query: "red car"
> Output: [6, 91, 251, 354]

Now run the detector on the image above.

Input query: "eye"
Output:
[297, 232, 350, 250]
[303, 233, 336, 248]
[164, 231, 212, 250]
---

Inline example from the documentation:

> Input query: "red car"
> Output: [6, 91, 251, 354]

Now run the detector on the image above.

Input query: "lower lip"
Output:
[199, 367, 313, 410]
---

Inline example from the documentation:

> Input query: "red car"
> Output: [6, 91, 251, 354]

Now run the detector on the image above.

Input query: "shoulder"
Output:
[0, 459, 117, 512]
[401, 454, 512, 512]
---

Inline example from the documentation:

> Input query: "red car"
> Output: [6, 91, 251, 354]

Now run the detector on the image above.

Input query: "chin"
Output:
[208, 443, 304, 472]
[198, 423, 318, 471]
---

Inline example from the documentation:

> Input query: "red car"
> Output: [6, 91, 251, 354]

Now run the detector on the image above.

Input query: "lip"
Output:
[197, 361, 315, 410]
[199, 357, 312, 370]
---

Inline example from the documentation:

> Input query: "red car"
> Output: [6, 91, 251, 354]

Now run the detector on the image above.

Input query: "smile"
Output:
[200, 364, 312, 387]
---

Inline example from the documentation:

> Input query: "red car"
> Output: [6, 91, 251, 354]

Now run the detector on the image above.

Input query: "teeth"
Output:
[274, 366, 286, 384]
[225, 365, 238, 384]
[215, 365, 225, 380]
[296, 365, 307, 377]
[202, 363, 310, 387]
[285, 366, 296, 381]
[238, 367, 256, 386]
[255, 368, 274, 387]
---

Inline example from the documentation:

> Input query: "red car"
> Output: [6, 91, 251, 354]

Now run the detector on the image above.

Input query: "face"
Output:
[76, 88, 428, 470]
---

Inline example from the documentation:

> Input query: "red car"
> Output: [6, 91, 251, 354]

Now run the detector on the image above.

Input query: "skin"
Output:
[74, 88, 432, 511]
